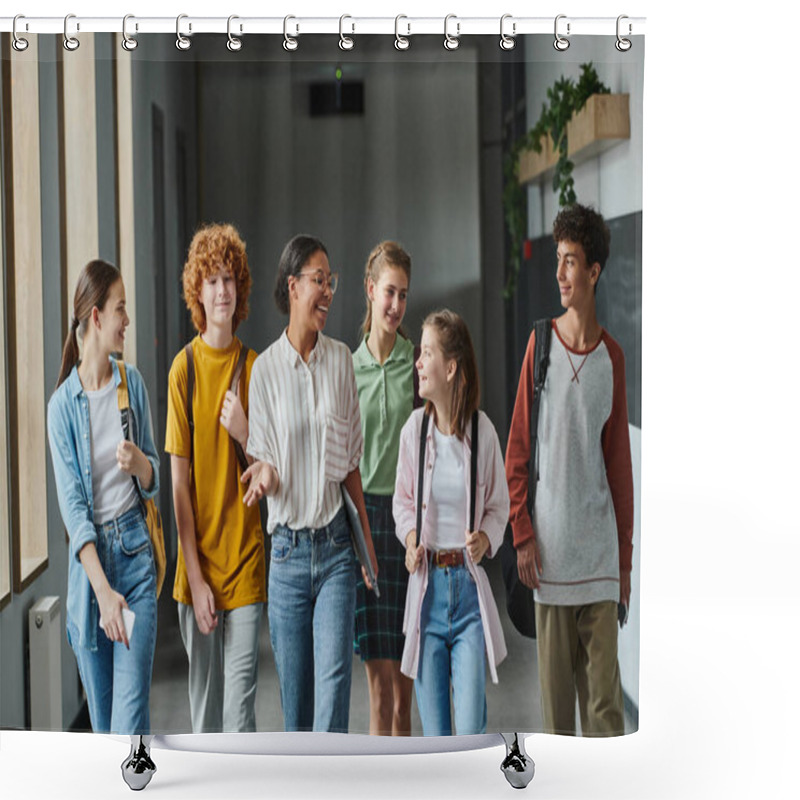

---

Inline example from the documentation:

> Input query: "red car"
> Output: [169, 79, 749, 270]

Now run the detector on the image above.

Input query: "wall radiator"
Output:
[28, 596, 62, 730]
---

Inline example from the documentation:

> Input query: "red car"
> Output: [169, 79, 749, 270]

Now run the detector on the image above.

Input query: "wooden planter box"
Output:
[567, 93, 630, 162]
[518, 134, 558, 185]
[518, 93, 630, 186]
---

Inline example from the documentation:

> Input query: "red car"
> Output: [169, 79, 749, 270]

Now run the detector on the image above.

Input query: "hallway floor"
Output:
[150, 557, 630, 736]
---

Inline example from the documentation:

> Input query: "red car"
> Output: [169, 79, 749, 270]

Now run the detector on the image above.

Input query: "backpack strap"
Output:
[116, 359, 131, 440]
[415, 411, 430, 548]
[185, 341, 251, 474]
[184, 343, 195, 467]
[469, 410, 478, 532]
[229, 344, 251, 474]
[528, 319, 552, 516]
[115, 360, 145, 504]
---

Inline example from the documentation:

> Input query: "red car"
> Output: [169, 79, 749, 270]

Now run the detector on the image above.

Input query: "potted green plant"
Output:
[503, 63, 612, 298]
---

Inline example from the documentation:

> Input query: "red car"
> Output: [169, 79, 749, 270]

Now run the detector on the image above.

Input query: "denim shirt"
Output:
[47, 359, 160, 650]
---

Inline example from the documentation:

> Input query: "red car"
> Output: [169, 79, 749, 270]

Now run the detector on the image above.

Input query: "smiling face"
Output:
[416, 325, 456, 407]
[368, 265, 409, 338]
[556, 239, 600, 312]
[199, 266, 237, 332]
[289, 249, 334, 333]
[95, 277, 129, 355]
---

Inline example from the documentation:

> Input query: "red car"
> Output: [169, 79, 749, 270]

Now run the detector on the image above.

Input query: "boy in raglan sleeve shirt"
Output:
[505, 204, 634, 737]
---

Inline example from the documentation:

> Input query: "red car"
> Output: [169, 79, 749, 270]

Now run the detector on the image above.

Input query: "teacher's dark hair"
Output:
[274, 234, 329, 315]
[56, 260, 122, 389]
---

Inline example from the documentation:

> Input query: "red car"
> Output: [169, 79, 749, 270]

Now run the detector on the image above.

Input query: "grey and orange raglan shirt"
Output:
[505, 321, 634, 606]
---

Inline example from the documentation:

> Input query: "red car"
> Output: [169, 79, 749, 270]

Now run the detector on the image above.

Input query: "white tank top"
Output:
[427, 425, 468, 551]
[86, 379, 139, 524]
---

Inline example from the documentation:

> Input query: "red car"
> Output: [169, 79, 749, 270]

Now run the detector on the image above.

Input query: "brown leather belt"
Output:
[430, 549, 465, 568]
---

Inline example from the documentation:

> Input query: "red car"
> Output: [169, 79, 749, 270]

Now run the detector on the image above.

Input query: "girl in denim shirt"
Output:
[47, 260, 159, 735]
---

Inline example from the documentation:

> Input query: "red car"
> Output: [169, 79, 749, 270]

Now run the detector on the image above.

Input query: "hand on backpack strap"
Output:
[220, 389, 248, 448]
[404, 531, 424, 575]
[116, 440, 154, 490]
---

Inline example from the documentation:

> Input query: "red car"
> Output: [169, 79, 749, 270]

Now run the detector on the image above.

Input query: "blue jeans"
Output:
[415, 558, 487, 736]
[66, 505, 157, 734]
[268, 506, 357, 733]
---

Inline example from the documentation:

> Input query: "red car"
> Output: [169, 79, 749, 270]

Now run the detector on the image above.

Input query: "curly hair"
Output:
[421, 309, 480, 440]
[552, 203, 611, 275]
[182, 223, 252, 333]
[361, 240, 412, 338]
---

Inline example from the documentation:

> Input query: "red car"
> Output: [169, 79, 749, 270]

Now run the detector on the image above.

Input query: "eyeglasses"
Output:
[299, 270, 339, 295]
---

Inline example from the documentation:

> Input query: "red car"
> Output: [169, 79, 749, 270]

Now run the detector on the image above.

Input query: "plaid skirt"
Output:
[354, 493, 408, 662]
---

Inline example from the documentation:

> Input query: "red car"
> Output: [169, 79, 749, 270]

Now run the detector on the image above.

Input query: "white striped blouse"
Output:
[247, 330, 363, 533]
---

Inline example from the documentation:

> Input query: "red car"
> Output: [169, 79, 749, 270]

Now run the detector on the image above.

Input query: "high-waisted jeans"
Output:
[414, 558, 487, 736]
[268, 505, 357, 733]
[66, 505, 157, 734]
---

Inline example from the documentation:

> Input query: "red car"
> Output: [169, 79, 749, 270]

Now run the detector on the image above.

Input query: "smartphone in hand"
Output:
[122, 608, 136, 642]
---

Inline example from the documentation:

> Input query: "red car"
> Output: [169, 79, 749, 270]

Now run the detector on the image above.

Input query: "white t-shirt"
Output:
[427, 425, 468, 551]
[86, 379, 139, 524]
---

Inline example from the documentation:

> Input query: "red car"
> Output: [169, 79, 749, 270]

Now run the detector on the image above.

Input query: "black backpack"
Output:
[498, 318, 551, 639]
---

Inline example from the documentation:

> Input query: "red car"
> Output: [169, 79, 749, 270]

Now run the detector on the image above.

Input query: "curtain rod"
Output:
[0, 15, 646, 37]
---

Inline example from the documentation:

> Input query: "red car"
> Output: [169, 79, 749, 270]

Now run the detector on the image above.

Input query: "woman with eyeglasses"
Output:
[242, 234, 378, 733]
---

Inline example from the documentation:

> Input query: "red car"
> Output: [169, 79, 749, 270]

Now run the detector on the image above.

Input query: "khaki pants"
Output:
[535, 601, 624, 736]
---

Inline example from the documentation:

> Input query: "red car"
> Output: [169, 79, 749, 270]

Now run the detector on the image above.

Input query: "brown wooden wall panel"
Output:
[60, 34, 100, 321]
[115, 35, 137, 366]
[2, 34, 49, 592]
[0, 47, 9, 609]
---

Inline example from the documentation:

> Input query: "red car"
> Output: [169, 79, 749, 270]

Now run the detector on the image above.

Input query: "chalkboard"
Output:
[510, 210, 642, 428]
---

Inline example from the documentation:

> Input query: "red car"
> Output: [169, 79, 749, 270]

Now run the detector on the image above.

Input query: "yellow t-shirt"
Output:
[165, 335, 266, 610]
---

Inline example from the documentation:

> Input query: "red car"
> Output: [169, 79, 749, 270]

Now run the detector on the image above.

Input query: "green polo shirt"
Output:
[353, 334, 416, 495]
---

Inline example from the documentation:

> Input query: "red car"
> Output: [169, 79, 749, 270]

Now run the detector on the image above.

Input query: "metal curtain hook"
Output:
[615, 14, 632, 51]
[444, 14, 460, 51]
[500, 14, 516, 50]
[283, 15, 299, 51]
[64, 13, 80, 51]
[394, 15, 410, 51]
[121, 15, 138, 51]
[339, 14, 354, 50]
[12, 15, 29, 52]
[227, 15, 242, 51]
[176, 13, 192, 50]
[553, 14, 570, 51]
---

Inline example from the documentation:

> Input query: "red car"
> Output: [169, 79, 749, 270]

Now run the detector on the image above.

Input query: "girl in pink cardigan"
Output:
[392, 310, 509, 735]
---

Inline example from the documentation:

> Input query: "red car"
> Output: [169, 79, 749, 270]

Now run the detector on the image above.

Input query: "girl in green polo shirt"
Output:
[352, 241, 418, 736]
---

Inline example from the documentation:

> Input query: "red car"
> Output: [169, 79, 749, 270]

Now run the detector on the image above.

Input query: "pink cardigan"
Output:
[392, 408, 510, 683]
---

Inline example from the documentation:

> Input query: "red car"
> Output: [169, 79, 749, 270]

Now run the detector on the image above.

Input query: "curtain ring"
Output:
[227, 15, 243, 51]
[175, 13, 192, 50]
[121, 15, 138, 51]
[64, 13, 80, 51]
[443, 14, 460, 51]
[553, 14, 570, 51]
[12, 15, 29, 52]
[283, 15, 299, 51]
[339, 14, 355, 51]
[615, 15, 632, 52]
[394, 15, 410, 51]
[500, 14, 516, 50]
